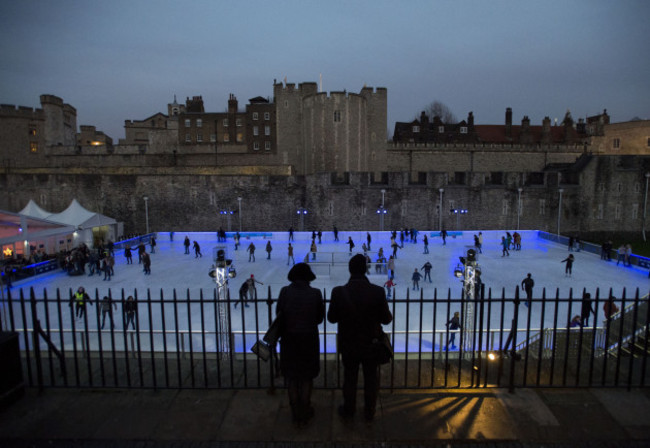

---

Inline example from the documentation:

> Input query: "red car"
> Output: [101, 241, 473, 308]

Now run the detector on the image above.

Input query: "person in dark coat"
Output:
[276, 263, 324, 427]
[581, 292, 596, 327]
[327, 254, 393, 422]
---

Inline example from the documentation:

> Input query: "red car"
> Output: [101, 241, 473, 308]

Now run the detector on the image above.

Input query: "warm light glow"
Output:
[487, 352, 498, 362]
[91, 141, 104, 146]
[3, 247, 12, 256]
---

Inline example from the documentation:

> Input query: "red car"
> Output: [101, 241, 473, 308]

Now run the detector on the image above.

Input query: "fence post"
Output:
[508, 287, 521, 393]
[28, 288, 44, 392]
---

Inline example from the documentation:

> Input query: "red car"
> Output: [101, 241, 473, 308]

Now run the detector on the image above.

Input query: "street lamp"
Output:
[376, 189, 387, 231]
[439, 189, 444, 231]
[143, 196, 150, 234]
[517, 188, 523, 230]
[237, 197, 242, 231]
[450, 208, 468, 230]
[219, 209, 235, 232]
[643, 173, 650, 241]
[297, 208, 308, 231]
[557, 188, 564, 237]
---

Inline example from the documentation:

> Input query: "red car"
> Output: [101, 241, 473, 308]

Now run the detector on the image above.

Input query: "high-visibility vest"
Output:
[75, 292, 86, 305]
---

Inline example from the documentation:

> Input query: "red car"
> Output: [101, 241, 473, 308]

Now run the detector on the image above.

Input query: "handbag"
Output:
[251, 313, 283, 362]
[370, 331, 393, 364]
[250, 340, 271, 362]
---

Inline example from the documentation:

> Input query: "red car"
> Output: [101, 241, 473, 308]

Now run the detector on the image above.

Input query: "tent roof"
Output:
[0, 209, 75, 245]
[47, 199, 117, 228]
[19, 200, 52, 219]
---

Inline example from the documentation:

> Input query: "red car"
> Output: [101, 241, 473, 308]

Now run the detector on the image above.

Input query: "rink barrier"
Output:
[2, 285, 649, 391]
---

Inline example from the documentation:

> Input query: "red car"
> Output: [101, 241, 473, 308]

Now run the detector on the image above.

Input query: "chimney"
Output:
[541, 116, 551, 144]
[420, 111, 428, 124]
[228, 94, 238, 114]
[467, 111, 474, 127]
[505, 107, 512, 138]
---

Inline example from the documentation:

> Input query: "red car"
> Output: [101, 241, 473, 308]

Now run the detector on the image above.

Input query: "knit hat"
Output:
[349, 254, 367, 275]
[287, 262, 316, 282]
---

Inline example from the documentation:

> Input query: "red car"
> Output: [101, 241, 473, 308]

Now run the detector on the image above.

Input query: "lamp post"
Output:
[297, 208, 308, 232]
[557, 188, 564, 237]
[376, 189, 387, 231]
[439, 188, 444, 230]
[517, 188, 523, 230]
[220, 210, 235, 232]
[143, 196, 149, 234]
[237, 197, 242, 231]
[642, 173, 650, 241]
[451, 208, 468, 230]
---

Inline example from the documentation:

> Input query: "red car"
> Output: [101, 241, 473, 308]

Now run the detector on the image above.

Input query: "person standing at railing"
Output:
[581, 292, 596, 327]
[603, 296, 619, 321]
[276, 262, 324, 427]
[124, 296, 137, 330]
[328, 254, 392, 422]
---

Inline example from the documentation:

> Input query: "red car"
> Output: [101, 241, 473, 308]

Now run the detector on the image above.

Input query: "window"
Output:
[265, 126, 270, 136]
[252, 112, 259, 120]
[412, 126, 420, 133]
[184, 119, 191, 128]
[361, 200, 367, 216]
[30, 142, 38, 153]
[253, 126, 259, 136]
[29, 127, 37, 136]
[210, 134, 216, 142]
[328, 201, 334, 216]
[253, 142, 259, 150]
[460, 126, 468, 134]
[185, 134, 191, 143]
[438, 126, 444, 133]
[448, 200, 455, 212]
[223, 119, 229, 127]
[284, 100, 289, 108]
[265, 141, 271, 150]
[539, 199, 546, 216]
[172, 107, 179, 116]
[196, 133, 203, 143]
[632, 203, 639, 219]
[40, 193, 47, 206]
[613, 138, 620, 149]
[264, 112, 270, 120]
[617, 183, 623, 193]
[223, 134, 230, 142]
[597, 182, 606, 192]
[196, 119, 202, 128]
[236, 119, 242, 127]
[334, 110, 341, 122]
[236, 133, 243, 143]
[597, 204, 604, 219]
[615, 204, 621, 220]
[647, 137, 650, 147]
[209, 191, 216, 206]
[502, 200, 509, 216]
[401, 199, 407, 217]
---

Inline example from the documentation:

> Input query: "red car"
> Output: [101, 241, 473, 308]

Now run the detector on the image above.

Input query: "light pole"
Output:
[143, 196, 149, 234]
[220, 209, 235, 232]
[451, 208, 468, 230]
[439, 188, 444, 230]
[643, 173, 650, 241]
[297, 208, 308, 231]
[377, 189, 387, 231]
[517, 188, 523, 230]
[557, 188, 564, 237]
[237, 197, 242, 231]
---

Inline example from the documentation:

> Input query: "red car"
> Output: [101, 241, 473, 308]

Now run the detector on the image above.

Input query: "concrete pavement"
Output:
[1, 386, 650, 447]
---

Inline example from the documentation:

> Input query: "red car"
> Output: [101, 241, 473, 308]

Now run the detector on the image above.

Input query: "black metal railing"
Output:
[1, 285, 648, 391]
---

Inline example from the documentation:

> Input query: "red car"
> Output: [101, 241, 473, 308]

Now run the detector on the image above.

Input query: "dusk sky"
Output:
[1, 0, 648, 141]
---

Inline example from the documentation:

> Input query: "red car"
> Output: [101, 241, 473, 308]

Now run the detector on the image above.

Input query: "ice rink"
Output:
[3, 230, 649, 353]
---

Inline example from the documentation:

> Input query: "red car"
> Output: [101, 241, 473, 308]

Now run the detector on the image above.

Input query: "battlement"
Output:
[388, 141, 585, 152]
[40, 94, 64, 106]
[0, 104, 43, 118]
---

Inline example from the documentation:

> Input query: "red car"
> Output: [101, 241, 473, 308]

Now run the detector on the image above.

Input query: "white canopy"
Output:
[47, 199, 117, 228]
[19, 199, 52, 220]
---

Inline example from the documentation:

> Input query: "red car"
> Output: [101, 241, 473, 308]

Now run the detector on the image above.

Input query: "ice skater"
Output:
[100, 296, 117, 329]
[383, 278, 396, 299]
[441, 229, 447, 245]
[561, 254, 574, 277]
[246, 274, 264, 302]
[124, 296, 137, 330]
[501, 236, 510, 257]
[445, 312, 460, 350]
[521, 273, 534, 307]
[287, 243, 295, 265]
[310, 240, 317, 260]
[581, 292, 595, 327]
[266, 241, 273, 260]
[423, 234, 429, 254]
[184, 236, 190, 254]
[71, 286, 92, 320]
[193, 241, 202, 258]
[411, 268, 422, 291]
[247, 242, 256, 262]
[234, 281, 249, 308]
[421, 261, 433, 283]
[347, 236, 355, 254]
[366, 232, 372, 251]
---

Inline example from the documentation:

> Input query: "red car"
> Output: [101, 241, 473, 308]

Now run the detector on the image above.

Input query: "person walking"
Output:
[193, 241, 202, 258]
[383, 278, 396, 299]
[234, 281, 249, 308]
[561, 254, 575, 277]
[266, 241, 273, 260]
[327, 254, 393, 421]
[276, 263, 324, 427]
[246, 274, 264, 302]
[71, 286, 92, 320]
[521, 273, 534, 307]
[501, 236, 510, 257]
[124, 295, 137, 330]
[310, 240, 317, 261]
[411, 268, 422, 291]
[445, 311, 460, 350]
[124, 245, 133, 265]
[421, 261, 433, 283]
[247, 242, 256, 262]
[287, 243, 295, 265]
[100, 295, 117, 329]
[581, 292, 595, 327]
[142, 252, 151, 274]
[184, 236, 191, 255]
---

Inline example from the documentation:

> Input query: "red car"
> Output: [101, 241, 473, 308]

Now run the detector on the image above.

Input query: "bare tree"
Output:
[422, 101, 457, 124]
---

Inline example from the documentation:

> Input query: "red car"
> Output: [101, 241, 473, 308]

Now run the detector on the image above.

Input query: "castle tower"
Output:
[40, 94, 77, 146]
